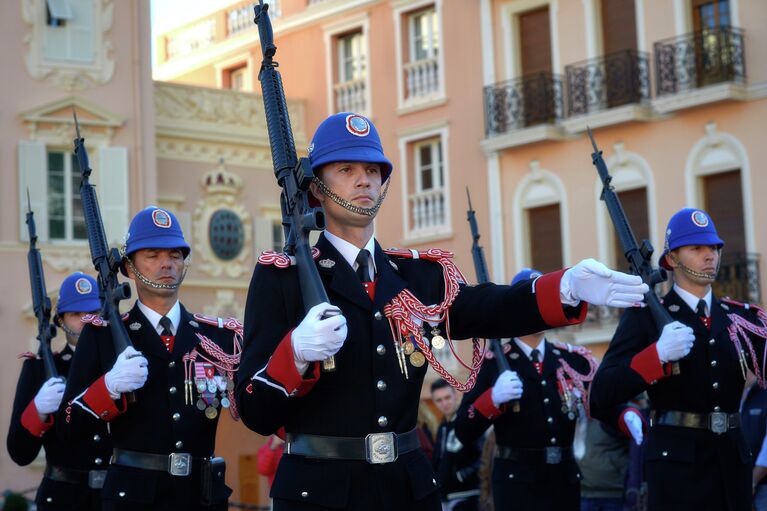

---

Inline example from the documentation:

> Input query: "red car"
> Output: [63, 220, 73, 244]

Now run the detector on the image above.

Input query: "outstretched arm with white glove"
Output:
[33, 377, 65, 420]
[104, 346, 148, 399]
[292, 302, 348, 374]
[491, 370, 524, 408]
[560, 258, 649, 308]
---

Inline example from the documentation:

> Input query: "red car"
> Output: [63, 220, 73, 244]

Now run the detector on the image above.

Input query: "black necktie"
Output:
[159, 316, 173, 337]
[530, 349, 542, 375]
[697, 299, 711, 330]
[356, 250, 372, 283]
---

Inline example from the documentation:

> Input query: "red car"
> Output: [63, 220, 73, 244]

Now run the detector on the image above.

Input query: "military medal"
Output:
[402, 341, 415, 355]
[211, 397, 220, 408]
[431, 335, 445, 350]
[196, 399, 206, 410]
[196, 380, 207, 393]
[204, 406, 218, 419]
[226, 378, 234, 391]
[221, 397, 231, 409]
[409, 351, 425, 368]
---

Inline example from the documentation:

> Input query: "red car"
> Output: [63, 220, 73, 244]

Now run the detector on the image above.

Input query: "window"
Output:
[611, 188, 649, 274]
[409, 138, 447, 235]
[409, 8, 439, 62]
[43, 0, 95, 63]
[47, 150, 86, 241]
[271, 220, 284, 252]
[226, 65, 247, 91]
[527, 204, 562, 273]
[415, 139, 443, 192]
[337, 32, 365, 83]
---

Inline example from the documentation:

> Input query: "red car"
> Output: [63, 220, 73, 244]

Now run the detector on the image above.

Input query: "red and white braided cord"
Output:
[555, 344, 597, 418]
[727, 309, 767, 387]
[186, 330, 243, 420]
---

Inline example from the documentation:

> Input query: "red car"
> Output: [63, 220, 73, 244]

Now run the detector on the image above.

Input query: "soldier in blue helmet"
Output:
[61, 207, 242, 511]
[237, 112, 649, 511]
[455, 269, 642, 510]
[8, 272, 112, 510]
[591, 208, 767, 510]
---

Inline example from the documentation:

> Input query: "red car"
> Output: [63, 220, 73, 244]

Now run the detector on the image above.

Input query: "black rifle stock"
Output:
[466, 189, 520, 412]
[72, 112, 138, 398]
[587, 128, 678, 374]
[253, 2, 335, 371]
[26, 192, 58, 380]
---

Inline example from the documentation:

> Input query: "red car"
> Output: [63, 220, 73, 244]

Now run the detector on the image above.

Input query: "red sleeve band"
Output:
[535, 269, 589, 327]
[618, 407, 647, 437]
[265, 331, 320, 397]
[20, 400, 54, 437]
[82, 375, 127, 421]
[630, 343, 671, 384]
[473, 388, 507, 420]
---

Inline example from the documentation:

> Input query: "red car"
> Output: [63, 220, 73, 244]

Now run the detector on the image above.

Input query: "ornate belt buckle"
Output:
[365, 432, 398, 464]
[168, 453, 192, 476]
[545, 447, 562, 464]
[709, 412, 728, 434]
[88, 470, 107, 489]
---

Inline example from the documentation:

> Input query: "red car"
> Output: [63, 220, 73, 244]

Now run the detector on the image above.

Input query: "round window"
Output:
[209, 209, 244, 261]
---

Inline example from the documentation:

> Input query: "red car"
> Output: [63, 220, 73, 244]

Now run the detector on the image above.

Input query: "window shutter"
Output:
[96, 146, 129, 246]
[69, 0, 95, 62]
[254, 216, 275, 256]
[18, 141, 48, 242]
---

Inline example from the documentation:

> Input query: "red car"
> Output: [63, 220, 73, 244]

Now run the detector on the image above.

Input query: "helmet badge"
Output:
[691, 210, 709, 228]
[345, 114, 370, 137]
[152, 209, 172, 229]
[75, 278, 92, 295]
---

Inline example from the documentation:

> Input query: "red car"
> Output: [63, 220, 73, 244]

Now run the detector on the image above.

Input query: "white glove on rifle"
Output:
[561, 259, 649, 308]
[292, 302, 348, 374]
[491, 370, 523, 407]
[105, 346, 148, 398]
[33, 377, 65, 417]
[623, 410, 644, 446]
[655, 321, 695, 363]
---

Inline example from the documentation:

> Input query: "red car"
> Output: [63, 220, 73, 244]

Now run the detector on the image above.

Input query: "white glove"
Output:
[105, 346, 148, 398]
[623, 410, 644, 446]
[655, 321, 695, 363]
[491, 370, 523, 407]
[561, 259, 649, 308]
[33, 377, 65, 416]
[292, 302, 348, 372]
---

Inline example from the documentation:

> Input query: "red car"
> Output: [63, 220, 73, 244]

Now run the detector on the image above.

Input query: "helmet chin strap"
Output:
[312, 178, 390, 217]
[669, 254, 720, 282]
[56, 317, 80, 339]
[124, 257, 189, 290]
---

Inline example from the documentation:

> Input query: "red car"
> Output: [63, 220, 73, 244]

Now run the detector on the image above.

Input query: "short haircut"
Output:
[430, 379, 451, 394]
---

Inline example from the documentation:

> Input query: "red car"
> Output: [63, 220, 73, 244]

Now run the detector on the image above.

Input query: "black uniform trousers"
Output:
[590, 290, 760, 511]
[237, 234, 586, 510]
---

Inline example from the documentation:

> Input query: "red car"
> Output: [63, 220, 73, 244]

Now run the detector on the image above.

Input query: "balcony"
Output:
[334, 78, 367, 115]
[404, 57, 440, 102]
[409, 188, 447, 238]
[714, 253, 761, 304]
[565, 50, 650, 117]
[653, 26, 746, 112]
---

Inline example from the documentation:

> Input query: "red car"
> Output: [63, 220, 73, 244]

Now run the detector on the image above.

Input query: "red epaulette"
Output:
[553, 340, 595, 359]
[721, 296, 758, 311]
[257, 248, 321, 268]
[193, 313, 244, 335]
[384, 247, 454, 261]
[80, 313, 130, 327]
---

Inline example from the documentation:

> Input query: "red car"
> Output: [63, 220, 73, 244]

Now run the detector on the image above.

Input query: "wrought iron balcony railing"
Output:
[484, 73, 564, 136]
[654, 26, 745, 97]
[714, 252, 761, 304]
[565, 49, 650, 117]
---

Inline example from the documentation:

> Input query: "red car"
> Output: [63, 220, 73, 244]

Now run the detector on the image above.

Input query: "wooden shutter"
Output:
[519, 7, 552, 76]
[96, 147, 129, 245]
[528, 204, 563, 273]
[601, 0, 637, 55]
[18, 141, 49, 242]
[703, 170, 745, 255]
[611, 187, 649, 273]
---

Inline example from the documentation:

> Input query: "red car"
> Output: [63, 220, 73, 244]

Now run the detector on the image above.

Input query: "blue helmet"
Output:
[511, 267, 543, 286]
[660, 208, 724, 270]
[308, 113, 392, 182]
[57, 272, 100, 314]
[121, 207, 190, 275]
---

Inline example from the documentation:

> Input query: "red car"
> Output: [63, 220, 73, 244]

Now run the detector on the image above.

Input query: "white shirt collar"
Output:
[137, 300, 181, 336]
[323, 231, 377, 280]
[514, 337, 546, 361]
[673, 284, 712, 317]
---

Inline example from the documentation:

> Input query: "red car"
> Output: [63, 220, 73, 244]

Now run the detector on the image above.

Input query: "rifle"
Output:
[253, 2, 335, 371]
[26, 191, 58, 380]
[587, 127, 678, 374]
[466, 189, 520, 412]
[72, 111, 138, 398]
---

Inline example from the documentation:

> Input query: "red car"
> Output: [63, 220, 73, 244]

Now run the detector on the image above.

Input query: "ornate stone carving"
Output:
[20, 96, 124, 145]
[22, 0, 116, 92]
[202, 290, 244, 320]
[41, 247, 92, 273]
[193, 160, 252, 278]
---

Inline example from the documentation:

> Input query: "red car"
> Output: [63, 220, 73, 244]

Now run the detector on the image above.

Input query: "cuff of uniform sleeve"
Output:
[618, 407, 647, 437]
[21, 400, 54, 437]
[536, 269, 588, 327]
[473, 388, 506, 420]
[630, 343, 671, 384]
[83, 375, 127, 421]
[266, 331, 320, 397]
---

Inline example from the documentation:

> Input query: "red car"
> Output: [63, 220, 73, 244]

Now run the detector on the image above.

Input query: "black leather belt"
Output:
[44, 465, 107, 489]
[495, 446, 573, 465]
[112, 448, 207, 477]
[650, 410, 740, 435]
[286, 428, 420, 464]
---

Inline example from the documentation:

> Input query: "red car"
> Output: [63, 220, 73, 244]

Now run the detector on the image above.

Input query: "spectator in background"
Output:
[741, 373, 767, 509]
[418, 404, 438, 461]
[432, 379, 483, 511]
[256, 435, 284, 489]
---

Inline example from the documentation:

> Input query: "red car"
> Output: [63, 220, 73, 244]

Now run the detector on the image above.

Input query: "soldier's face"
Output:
[667, 244, 720, 284]
[128, 248, 185, 296]
[311, 161, 382, 227]
[432, 387, 458, 417]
